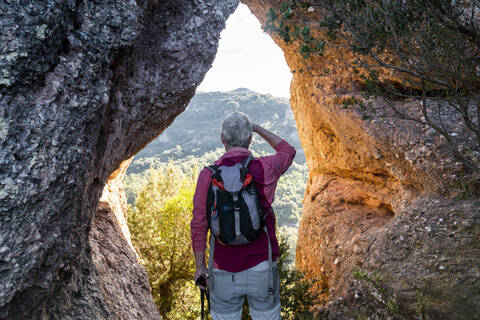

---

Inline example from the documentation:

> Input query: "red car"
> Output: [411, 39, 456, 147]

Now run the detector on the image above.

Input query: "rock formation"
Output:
[242, 1, 480, 319]
[1, 0, 479, 319]
[90, 158, 162, 319]
[0, 0, 238, 319]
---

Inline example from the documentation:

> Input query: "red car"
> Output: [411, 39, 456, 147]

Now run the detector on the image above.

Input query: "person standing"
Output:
[190, 112, 296, 319]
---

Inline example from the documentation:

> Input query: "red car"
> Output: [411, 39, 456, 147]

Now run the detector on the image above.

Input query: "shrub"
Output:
[127, 163, 198, 319]
[266, 0, 480, 174]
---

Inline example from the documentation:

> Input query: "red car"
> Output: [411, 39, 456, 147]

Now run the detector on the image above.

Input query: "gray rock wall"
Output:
[0, 0, 238, 318]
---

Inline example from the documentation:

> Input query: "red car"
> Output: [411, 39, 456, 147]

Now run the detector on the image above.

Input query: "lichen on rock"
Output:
[0, 0, 238, 318]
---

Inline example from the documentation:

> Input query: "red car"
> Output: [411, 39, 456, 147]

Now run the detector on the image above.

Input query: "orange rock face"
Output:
[243, 1, 479, 318]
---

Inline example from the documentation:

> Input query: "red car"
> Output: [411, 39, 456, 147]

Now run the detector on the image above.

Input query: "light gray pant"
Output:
[210, 261, 281, 320]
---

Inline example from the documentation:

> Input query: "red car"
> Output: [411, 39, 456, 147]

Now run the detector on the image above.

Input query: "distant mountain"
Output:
[128, 89, 305, 174]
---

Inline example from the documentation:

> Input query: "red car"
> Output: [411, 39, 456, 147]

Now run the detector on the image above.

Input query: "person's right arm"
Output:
[252, 123, 283, 149]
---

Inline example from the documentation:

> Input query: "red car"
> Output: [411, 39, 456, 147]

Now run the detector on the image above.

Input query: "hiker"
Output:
[191, 111, 296, 319]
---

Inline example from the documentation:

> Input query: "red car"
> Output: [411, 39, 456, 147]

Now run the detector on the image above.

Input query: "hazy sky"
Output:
[196, 4, 292, 98]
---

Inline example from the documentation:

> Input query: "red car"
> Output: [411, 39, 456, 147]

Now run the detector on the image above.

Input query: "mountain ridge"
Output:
[128, 89, 305, 174]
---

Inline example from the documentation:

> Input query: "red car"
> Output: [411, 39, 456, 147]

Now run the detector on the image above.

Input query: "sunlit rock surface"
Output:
[243, 1, 479, 318]
[91, 159, 161, 320]
[0, 0, 238, 318]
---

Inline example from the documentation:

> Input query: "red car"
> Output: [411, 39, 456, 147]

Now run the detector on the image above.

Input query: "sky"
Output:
[196, 4, 292, 98]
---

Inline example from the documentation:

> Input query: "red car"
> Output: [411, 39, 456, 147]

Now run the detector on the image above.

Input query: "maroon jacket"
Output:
[190, 140, 296, 272]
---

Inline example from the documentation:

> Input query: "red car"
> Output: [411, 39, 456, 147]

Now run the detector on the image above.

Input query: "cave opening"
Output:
[95, 2, 405, 318]
[108, 3, 309, 318]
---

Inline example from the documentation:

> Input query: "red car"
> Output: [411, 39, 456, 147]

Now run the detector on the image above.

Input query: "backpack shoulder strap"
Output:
[205, 164, 219, 174]
[241, 155, 254, 168]
[205, 164, 223, 185]
[239, 155, 254, 182]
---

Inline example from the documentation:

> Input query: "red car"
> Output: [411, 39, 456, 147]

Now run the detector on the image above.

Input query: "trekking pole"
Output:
[206, 287, 210, 312]
[200, 289, 205, 320]
[196, 276, 208, 320]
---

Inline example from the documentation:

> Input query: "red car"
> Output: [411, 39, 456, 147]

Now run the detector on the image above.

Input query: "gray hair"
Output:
[221, 112, 252, 148]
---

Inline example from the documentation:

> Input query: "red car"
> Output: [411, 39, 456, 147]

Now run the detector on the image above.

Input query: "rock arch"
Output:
[1, 0, 478, 319]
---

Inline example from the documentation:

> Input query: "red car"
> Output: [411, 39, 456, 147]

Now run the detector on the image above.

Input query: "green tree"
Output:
[266, 0, 480, 173]
[277, 235, 323, 320]
[127, 163, 198, 319]
[275, 162, 308, 225]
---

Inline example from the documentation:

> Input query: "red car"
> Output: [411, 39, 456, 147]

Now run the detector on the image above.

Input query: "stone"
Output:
[242, 0, 479, 318]
[0, 0, 238, 318]
[90, 159, 161, 320]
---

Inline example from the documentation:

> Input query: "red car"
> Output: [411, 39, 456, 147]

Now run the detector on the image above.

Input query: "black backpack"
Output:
[205, 155, 265, 245]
